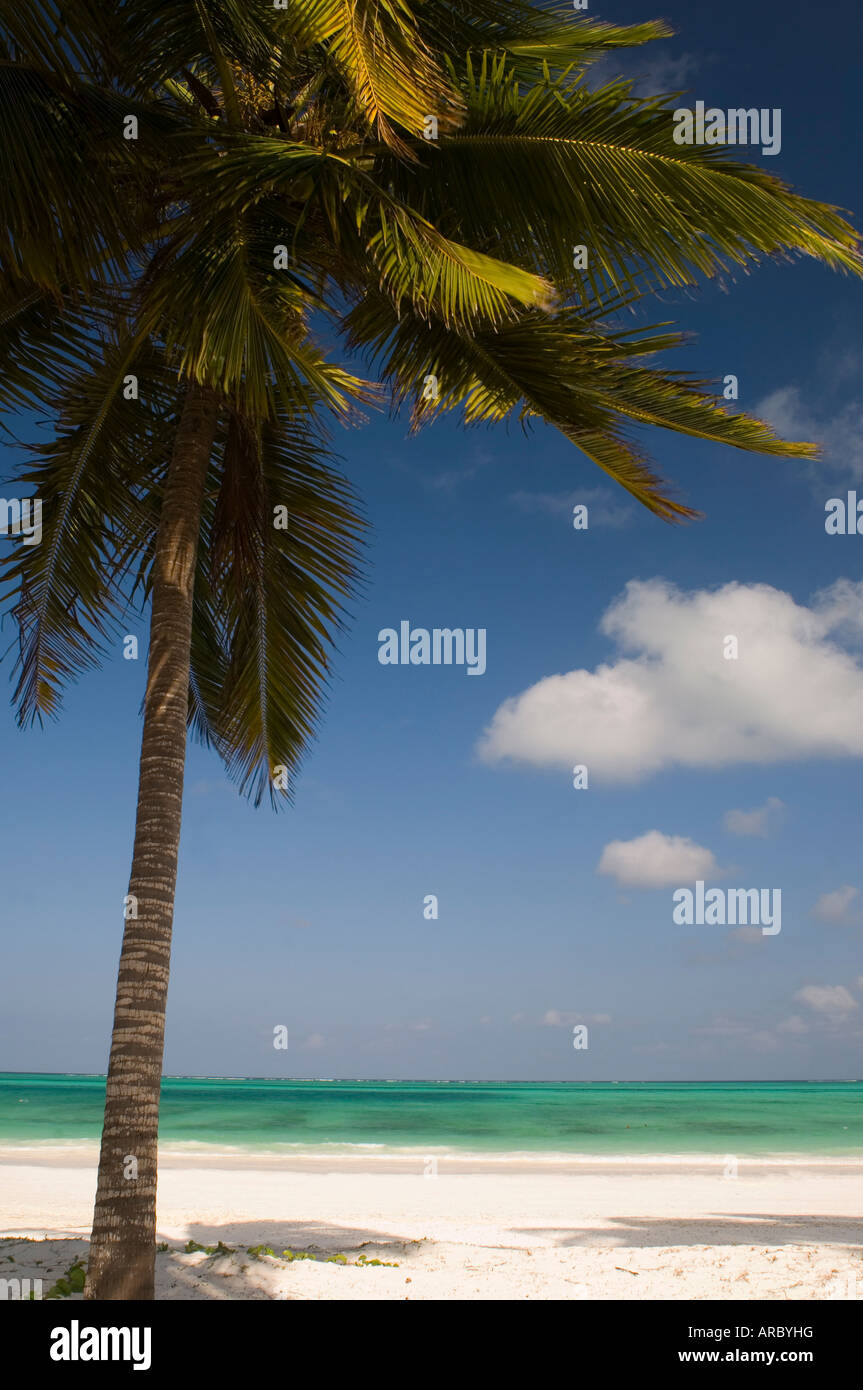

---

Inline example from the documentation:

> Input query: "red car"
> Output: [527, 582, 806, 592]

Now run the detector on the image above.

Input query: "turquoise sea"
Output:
[1, 1074, 862, 1158]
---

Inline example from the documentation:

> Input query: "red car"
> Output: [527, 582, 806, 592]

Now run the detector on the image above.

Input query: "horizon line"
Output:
[1, 1072, 859, 1085]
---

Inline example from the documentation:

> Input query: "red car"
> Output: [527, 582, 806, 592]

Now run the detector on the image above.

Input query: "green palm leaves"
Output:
[389, 54, 862, 295]
[1, 0, 861, 800]
[190, 408, 364, 806]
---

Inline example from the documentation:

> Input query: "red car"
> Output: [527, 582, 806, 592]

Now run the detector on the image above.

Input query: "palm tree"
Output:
[0, 0, 859, 1300]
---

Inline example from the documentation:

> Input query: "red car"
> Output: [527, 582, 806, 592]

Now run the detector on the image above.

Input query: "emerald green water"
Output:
[1, 1074, 862, 1157]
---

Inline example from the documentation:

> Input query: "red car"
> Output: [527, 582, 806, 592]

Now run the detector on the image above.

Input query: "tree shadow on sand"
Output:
[510, 1214, 863, 1250]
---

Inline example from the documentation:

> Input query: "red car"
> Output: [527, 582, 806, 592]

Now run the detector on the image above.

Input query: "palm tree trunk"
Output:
[85, 383, 219, 1301]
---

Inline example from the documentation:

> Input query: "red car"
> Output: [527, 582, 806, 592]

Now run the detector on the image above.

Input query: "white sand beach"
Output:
[2, 1148, 861, 1300]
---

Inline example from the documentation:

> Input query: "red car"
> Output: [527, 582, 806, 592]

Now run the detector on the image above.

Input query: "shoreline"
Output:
[3, 1142, 863, 1175]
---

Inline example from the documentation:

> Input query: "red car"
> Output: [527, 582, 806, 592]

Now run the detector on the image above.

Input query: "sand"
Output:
[1, 1147, 861, 1300]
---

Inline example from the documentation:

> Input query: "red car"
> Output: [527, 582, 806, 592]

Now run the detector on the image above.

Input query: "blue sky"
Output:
[2, 0, 863, 1082]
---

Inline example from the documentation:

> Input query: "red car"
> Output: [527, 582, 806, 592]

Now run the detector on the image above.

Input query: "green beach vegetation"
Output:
[0, 0, 860, 1301]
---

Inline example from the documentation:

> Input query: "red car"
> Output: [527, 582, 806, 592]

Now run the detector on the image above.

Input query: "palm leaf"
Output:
[382, 56, 863, 297]
[345, 294, 817, 521]
[1, 333, 179, 721]
[189, 406, 366, 806]
[284, 0, 460, 150]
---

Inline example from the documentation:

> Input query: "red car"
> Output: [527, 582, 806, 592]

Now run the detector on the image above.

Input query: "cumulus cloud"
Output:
[724, 797, 785, 838]
[794, 985, 858, 1017]
[477, 579, 863, 782]
[812, 886, 859, 924]
[597, 830, 721, 888]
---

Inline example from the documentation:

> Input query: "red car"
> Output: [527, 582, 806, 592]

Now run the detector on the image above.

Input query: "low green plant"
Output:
[45, 1260, 86, 1298]
[233, 1244, 398, 1268]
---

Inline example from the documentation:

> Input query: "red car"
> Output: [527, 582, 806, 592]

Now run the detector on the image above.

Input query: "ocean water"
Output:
[1, 1074, 862, 1158]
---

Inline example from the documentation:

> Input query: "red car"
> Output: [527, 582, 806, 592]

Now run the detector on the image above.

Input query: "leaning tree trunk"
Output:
[85, 384, 219, 1300]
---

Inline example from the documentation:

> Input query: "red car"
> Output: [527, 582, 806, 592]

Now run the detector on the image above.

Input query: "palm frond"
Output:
[381, 56, 862, 297]
[283, 0, 460, 150]
[189, 407, 366, 806]
[138, 207, 372, 420]
[119, 0, 280, 97]
[345, 294, 817, 521]
[0, 0, 113, 81]
[1, 335, 178, 721]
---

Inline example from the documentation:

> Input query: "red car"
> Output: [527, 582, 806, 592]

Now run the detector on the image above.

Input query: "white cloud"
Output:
[597, 830, 720, 888]
[543, 1010, 611, 1027]
[757, 387, 863, 482]
[302, 1033, 326, 1050]
[794, 985, 858, 1018]
[724, 797, 785, 838]
[812, 886, 859, 924]
[477, 579, 863, 781]
[755, 386, 814, 441]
